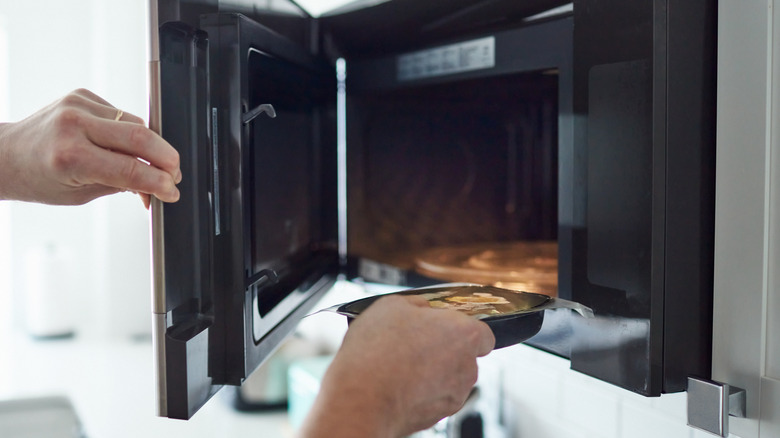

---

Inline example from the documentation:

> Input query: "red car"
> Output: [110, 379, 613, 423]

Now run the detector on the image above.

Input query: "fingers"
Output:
[58, 142, 180, 203]
[61, 89, 134, 123]
[61, 184, 123, 206]
[71, 88, 113, 107]
[388, 294, 496, 356]
[404, 295, 431, 308]
[83, 115, 180, 182]
[113, 108, 145, 125]
[69, 89, 144, 124]
[139, 193, 151, 210]
[61, 89, 182, 185]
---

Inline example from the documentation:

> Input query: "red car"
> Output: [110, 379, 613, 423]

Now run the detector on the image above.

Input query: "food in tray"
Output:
[324, 283, 593, 349]
[415, 286, 536, 317]
[338, 284, 551, 320]
[447, 292, 511, 304]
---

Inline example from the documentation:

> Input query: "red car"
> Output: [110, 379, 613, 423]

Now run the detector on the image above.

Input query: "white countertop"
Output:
[0, 331, 295, 438]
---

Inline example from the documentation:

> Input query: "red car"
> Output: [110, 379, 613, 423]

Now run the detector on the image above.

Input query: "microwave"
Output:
[148, 0, 716, 420]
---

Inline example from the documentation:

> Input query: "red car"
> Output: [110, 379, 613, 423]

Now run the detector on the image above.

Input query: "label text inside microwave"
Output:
[397, 36, 496, 81]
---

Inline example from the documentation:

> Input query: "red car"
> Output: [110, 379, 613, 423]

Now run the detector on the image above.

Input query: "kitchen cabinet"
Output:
[712, 1, 780, 436]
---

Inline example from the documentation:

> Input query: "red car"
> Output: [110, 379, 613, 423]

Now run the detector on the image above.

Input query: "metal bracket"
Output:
[687, 377, 747, 437]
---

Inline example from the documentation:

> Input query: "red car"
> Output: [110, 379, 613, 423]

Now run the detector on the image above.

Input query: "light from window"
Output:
[0, 12, 10, 390]
[0, 15, 7, 121]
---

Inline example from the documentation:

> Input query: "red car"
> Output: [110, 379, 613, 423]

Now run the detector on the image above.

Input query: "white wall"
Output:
[0, 0, 153, 340]
[489, 344, 734, 438]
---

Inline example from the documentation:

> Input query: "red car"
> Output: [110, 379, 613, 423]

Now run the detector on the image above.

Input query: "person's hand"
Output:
[0, 88, 180, 208]
[299, 294, 495, 438]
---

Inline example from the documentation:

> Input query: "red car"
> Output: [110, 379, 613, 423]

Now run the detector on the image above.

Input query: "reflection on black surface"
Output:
[247, 50, 314, 275]
[570, 315, 653, 394]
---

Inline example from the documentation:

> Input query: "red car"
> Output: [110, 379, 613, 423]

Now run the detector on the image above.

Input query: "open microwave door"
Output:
[149, 1, 338, 419]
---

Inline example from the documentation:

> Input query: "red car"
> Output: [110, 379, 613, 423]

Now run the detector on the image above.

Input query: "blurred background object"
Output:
[0, 0, 153, 342]
[23, 243, 77, 338]
[0, 396, 85, 438]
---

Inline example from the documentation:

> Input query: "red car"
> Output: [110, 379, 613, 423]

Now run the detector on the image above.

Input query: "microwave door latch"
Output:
[243, 103, 276, 125]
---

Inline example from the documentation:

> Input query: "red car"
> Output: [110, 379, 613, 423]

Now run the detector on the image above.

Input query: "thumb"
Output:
[404, 295, 431, 308]
[474, 321, 496, 357]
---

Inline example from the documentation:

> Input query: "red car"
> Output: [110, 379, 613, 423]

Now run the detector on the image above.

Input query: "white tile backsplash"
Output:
[560, 371, 621, 438]
[620, 397, 693, 438]
[486, 343, 744, 438]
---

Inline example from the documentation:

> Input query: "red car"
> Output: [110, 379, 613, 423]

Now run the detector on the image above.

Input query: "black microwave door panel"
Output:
[158, 21, 221, 420]
[569, 0, 716, 396]
[199, 12, 339, 387]
[154, 6, 338, 419]
[661, 0, 716, 393]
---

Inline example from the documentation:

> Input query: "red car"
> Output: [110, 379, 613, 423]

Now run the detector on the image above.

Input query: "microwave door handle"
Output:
[243, 103, 276, 125]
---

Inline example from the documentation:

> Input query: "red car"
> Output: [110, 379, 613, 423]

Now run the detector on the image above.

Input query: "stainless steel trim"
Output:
[149, 0, 167, 416]
[728, 385, 747, 418]
[149, 0, 160, 63]
[149, 59, 166, 315]
[150, 196, 166, 314]
[152, 312, 168, 417]
[148, 10, 165, 313]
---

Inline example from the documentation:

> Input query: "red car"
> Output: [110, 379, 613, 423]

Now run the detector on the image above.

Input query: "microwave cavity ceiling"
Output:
[318, 0, 574, 55]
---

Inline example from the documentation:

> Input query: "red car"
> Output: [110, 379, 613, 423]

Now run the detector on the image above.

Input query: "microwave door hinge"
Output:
[687, 377, 747, 437]
[242, 103, 276, 125]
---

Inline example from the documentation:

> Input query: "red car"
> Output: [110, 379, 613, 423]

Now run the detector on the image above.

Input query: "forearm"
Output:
[297, 357, 400, 438]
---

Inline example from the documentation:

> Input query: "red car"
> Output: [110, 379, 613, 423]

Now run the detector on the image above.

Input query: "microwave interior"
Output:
[151, 0, 716, 420]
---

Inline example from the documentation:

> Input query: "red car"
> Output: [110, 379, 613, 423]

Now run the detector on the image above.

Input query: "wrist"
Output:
[298, 358, 402, 438]
[0, 122, 16, 201]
